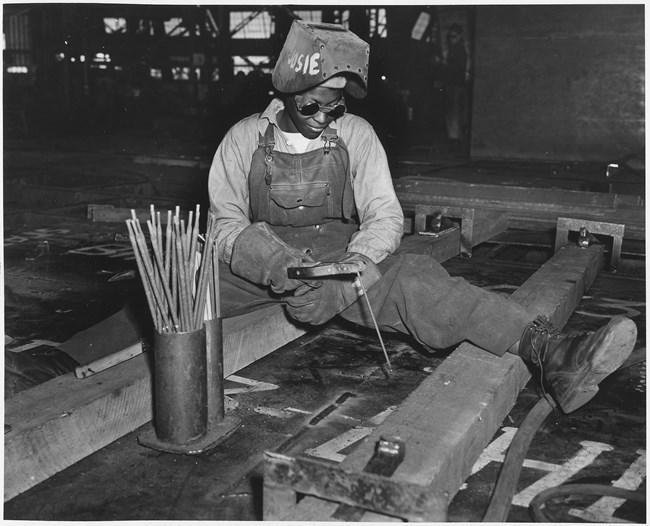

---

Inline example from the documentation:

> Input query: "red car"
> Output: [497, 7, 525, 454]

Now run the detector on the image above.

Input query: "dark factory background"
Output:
[4, 4, 643, 161]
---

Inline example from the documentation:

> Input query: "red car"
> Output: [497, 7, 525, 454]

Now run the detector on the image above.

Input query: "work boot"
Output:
[517, 315, 637, 413]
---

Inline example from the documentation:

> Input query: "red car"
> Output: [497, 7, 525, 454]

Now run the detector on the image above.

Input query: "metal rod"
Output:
[127, 216, 168, 329]
[126, 220, 161, 331]
[192, 214, 216, 328]
[356, 272, 392, 373]
[174, 218, 192, 330]
[134, 219, 169, 329]
[146, 219, 180, 329]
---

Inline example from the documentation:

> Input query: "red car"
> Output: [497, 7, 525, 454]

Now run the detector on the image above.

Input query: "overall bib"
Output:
[219, 123, 533, 355]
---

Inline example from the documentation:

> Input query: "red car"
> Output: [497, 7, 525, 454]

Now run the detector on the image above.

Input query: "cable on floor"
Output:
[482, 394, 646, 523]
[529, 483, 646, 522]
[482, 395, 555, 522]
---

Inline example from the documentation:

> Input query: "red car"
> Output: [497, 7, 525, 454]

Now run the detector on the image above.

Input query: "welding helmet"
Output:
[272, 20, 370, 99]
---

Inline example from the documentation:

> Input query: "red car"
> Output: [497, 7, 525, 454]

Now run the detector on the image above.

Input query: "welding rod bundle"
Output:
[128, 205, 240, 453]
[125, 204, 220, 333]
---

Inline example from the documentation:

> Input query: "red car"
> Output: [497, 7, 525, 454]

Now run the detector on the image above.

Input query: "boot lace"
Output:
[527, 315, 560, 402]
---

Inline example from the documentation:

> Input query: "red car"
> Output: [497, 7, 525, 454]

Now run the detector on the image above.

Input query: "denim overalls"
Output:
[219, 122, 533, 355]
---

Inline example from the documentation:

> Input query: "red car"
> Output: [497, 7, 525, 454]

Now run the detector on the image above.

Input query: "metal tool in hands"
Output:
[288, 261, 393, 373]
[287, 259, 367, 279]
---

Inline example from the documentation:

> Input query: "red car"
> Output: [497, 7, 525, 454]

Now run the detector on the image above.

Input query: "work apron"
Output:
[219, 123, 533, 355]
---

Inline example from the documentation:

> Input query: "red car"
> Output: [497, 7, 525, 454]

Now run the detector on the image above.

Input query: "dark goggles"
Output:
[295, 98, 347, 119]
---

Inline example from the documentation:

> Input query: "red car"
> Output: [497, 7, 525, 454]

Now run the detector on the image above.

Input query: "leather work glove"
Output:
[231, 222, 315, 293]
[285, 252, 381, 325]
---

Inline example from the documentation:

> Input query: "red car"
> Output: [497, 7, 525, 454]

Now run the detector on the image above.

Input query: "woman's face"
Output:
[279, 85, 346, 139]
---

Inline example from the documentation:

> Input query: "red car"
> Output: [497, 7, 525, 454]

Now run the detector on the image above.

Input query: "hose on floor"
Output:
[482, 396, 555, 522]
[482, 395, 646, 522]
[529, 484, 646, 522]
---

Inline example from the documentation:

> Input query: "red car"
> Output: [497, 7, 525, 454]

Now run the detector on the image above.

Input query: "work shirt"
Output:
[208, 98, 404, 264]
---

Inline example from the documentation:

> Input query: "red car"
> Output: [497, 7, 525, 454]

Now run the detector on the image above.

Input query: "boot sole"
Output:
[558, 316, 637, 413]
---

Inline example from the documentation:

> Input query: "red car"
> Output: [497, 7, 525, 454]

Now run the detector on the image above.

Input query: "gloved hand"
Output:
[285, 252, 381, 325]
[231, 222, 314, 293]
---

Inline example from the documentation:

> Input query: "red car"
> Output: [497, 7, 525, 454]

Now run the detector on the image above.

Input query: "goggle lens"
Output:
[297, 100, 347, 119]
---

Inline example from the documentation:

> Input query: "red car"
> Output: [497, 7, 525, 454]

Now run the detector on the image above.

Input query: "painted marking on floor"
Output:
[285, 407, 313, 415]
[367, 406, 396, 425]
[464, 426, 641, 518]
[224, 375, 279, 395]
[306, 426, 375, 463]
[253, 407, 294, 419]
[305, 406, 396, 462]
[4, 228, 71, 247]
[468, 427, 559, 477]
[8, 339, 61, 353]
[67, 243, 135, 261]
[568, 449, 646, 523]
[512, 441, 614, 507]
[575, 296, 645, 320]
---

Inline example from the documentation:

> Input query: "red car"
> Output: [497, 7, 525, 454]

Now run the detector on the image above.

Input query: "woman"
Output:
[208, 20, 636, 414]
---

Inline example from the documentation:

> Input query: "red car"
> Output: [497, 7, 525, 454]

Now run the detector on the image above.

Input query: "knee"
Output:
[393, 253, 451, 278]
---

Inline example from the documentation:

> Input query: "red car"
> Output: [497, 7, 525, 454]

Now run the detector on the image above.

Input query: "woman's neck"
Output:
[276, 107, 298, 134]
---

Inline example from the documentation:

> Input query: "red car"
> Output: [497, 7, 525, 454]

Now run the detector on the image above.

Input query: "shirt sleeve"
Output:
[208, 116, 258, 264]
[341, 116, 404, 263]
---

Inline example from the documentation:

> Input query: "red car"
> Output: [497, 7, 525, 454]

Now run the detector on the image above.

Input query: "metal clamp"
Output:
[554, 217, 625, 270]
[414, 205, 476, 257]
[263, 437, 446, 522]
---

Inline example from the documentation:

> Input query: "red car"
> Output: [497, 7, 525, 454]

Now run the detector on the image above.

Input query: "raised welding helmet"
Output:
[272, 20, 370, 99]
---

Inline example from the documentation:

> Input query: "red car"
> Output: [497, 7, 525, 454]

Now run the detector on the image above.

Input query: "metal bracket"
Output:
[414, 205, 476, 257]
[332, 436, 406, 521]
[554, 217, 625, 270]
[263, 449, 446, 522]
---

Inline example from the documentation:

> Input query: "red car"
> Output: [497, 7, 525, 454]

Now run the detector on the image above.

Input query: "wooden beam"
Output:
[4, 305, 306, 502]
[278, 243, 604, 521]
[395, 176, 643, 208]
[133, 155, 209, 169]
[395, 176, 645, 240]
[399, 209, 509, 259]
[87, 204, 189, 224]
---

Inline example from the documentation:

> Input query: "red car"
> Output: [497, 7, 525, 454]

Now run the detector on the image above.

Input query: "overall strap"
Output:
[258, 124, 276, 185]
[321, 126, 339, 155]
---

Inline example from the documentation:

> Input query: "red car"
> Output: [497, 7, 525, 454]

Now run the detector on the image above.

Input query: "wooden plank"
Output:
[74, 342, 142, 378]
[58, 307, 144, 364]
[87, 204, 189, 224]
[280, 243, 604, 521]
[134, 154, 209, 169]
[395, 176, 643, 208]
[4, 305, 306, 502]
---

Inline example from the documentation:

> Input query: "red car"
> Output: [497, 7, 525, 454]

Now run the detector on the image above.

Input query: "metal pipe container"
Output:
[205, 317, 225, 427]
[153, 328, 207, 445]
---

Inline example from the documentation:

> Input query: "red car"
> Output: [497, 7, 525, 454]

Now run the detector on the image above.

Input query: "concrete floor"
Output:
[3, 132, 646, 522]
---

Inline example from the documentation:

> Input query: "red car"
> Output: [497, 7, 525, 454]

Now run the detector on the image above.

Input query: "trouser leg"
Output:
[340, 253, 534, 356]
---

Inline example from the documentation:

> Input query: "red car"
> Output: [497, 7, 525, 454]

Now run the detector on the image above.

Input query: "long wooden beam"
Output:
[395, 176, 644, 240]
[277, 243, 604, 521]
